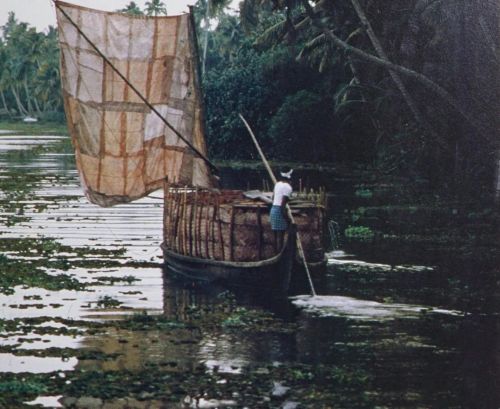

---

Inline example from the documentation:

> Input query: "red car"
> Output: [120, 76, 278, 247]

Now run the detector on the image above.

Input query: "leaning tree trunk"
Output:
[32, 96, 43, 117]
[0, 90, 14, 118]
[349, 0, 438, 143]
[10, 85, 29, 116]
[23, 78, 34, 116]
[300, 0, 486, 146]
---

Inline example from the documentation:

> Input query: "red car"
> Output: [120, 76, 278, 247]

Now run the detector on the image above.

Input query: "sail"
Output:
[55, 1, 214, 207]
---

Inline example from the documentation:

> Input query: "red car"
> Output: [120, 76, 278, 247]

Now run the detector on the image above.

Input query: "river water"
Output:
[0, 132, 498, 408]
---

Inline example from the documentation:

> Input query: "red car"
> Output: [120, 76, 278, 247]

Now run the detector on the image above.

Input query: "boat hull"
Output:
[162, 226, 297, 292]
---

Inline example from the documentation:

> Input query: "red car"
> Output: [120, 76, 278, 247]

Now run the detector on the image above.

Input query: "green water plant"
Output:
[344, 225, 375, 241]
[95, 296, 122, 308]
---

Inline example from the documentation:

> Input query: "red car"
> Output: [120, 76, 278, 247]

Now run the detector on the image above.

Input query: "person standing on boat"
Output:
[270, 168, 293, 252]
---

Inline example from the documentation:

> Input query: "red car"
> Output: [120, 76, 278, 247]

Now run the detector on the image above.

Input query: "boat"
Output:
[160, 187, 326, 291]
[55, 1, 326, 292]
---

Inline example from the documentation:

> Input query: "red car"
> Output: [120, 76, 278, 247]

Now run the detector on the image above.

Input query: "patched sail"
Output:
[55, 1, 214, 207]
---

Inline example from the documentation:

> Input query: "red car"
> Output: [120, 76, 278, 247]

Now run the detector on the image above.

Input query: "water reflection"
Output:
[0, 134, 498, 408]
[0, 353, 77, 373]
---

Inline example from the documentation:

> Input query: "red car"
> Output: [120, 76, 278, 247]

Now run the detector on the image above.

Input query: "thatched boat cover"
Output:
[56, 1, 213, 206]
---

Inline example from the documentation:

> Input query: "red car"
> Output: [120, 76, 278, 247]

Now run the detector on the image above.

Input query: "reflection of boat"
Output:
[55, 1, 325, 293]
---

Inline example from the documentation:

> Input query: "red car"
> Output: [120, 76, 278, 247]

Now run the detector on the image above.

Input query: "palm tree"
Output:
[195, 0, 232, 75]
[0, 41, 14, 118]
[118, 2, 144, 15]
[145, 0, 168, 16]
[33, 26, 61, 113]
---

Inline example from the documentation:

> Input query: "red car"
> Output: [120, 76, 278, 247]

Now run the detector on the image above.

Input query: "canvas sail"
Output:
[55, 1, 214, 207]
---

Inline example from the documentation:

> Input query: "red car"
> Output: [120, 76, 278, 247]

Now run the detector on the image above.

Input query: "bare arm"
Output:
[281, 195, 290, 220]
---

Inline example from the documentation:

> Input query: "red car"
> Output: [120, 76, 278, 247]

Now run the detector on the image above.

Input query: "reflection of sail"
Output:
[162, 275, 216, 321]
[56, 1, 213, 207]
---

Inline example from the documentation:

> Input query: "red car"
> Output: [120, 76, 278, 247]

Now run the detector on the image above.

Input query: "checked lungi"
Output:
[270, 205, 288, 231]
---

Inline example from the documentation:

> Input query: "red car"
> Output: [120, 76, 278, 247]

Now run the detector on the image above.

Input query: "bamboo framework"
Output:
[163, 182, 326, 263]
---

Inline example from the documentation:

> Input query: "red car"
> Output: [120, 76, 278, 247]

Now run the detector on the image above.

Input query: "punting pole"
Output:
[239, 114, 317, 297]
[53, 0, 218, 175]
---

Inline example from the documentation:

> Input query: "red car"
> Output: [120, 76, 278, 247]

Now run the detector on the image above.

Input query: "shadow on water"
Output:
[0, 135, 498, 408]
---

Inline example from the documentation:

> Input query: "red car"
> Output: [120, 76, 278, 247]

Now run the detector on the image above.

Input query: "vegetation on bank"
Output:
[0, 1, 497, 201]
[0, 120, 68, 135]
[200, 0, 498, 199]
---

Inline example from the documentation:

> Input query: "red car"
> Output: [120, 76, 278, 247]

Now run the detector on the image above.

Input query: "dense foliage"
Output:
[198, 0, 499, 198]
[0, 0, 497, 198]
[0, 13, 63, 122]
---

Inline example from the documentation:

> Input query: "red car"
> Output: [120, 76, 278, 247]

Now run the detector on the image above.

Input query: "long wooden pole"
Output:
[239, 114, 317, 296]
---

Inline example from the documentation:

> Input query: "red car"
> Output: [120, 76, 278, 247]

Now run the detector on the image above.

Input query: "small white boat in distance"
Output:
[23, 116, 38, 123]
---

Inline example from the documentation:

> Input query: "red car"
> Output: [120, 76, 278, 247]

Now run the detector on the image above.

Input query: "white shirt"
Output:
[272, 181, 292, 206]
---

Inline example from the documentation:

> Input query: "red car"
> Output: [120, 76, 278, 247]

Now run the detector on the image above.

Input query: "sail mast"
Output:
[188, 6, 210, 160]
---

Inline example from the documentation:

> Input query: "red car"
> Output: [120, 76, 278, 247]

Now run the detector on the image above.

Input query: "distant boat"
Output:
[22, 117, 38, 123]
[55, 1, 326, 293]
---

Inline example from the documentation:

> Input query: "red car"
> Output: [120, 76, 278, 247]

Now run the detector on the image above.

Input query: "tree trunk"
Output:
[10, 85, 29, 116]
[32, 96, 43, 116]
[0, 90, 14, 118]
[300, 1, 488, 146]
[350, 0, 437, 140]
[23, 77, 34, 115]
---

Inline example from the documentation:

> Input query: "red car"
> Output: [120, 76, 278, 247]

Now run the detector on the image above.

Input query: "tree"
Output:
[193, 0, 233, 75]
[118, 2, 144, 15]
[202, 14, 339, 162]
[0, 13, 63, 121]
[145, 0, 167, 16]
[239, 0, 499, 197]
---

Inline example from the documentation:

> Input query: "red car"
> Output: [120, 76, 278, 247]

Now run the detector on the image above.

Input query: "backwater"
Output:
[0, 132, 498, 408]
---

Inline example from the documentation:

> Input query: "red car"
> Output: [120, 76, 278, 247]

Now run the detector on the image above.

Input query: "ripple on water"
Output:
[0, 135, 166, 375]
[0, 353, 78, 373]
[291, 295, 462, 321]
[25, 396, 63, 408]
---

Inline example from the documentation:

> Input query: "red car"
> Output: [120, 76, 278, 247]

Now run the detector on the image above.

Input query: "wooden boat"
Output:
[55, 1, 326, 292]
[161, 187, 326, 291]
[161, 223, 297, 292]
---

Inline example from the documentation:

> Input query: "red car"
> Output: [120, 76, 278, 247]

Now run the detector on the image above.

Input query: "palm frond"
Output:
[240, 0, 261, 32]
[253, 19, 289, 49]
[297, 33, 327, 60]
[345, 27, 363, 44]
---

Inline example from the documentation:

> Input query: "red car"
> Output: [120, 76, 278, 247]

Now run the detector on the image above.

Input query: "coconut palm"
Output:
[118, 2, 144, 15]
[145, 0, 168, 16]
[195, 0, 232, 75]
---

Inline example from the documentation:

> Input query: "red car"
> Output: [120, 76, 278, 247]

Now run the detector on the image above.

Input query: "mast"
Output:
[187, 6, 210, 161]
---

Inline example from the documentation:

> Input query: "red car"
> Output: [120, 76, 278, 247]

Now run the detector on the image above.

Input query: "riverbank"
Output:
[0, 121, 68, 135]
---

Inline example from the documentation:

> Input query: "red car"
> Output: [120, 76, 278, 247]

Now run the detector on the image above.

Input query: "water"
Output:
[0, 132, 498, 408]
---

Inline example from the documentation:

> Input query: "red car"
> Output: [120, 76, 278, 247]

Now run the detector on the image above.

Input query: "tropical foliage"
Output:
[118, 2, 144, 15]
[198, 0, 499, 197]
[0, 0, 497, 198]
[144, 0, 168, 16]
[0, 13, 63, 121]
